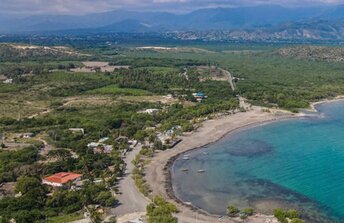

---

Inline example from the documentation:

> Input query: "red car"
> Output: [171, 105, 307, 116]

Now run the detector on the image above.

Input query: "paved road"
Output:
[110, 144, 149, 216]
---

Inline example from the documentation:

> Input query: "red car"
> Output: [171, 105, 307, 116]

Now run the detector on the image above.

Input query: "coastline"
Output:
[308, 96, 344, 112]
[145, 106, 304, 223]
[144, 98, 344, 223]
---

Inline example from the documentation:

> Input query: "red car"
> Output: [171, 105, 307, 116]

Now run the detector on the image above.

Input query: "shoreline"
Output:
[308, 96, 344, 112]
[164, 116, 298, 209]
[145, 99, 341, 222]
[145, 106, 303, 223]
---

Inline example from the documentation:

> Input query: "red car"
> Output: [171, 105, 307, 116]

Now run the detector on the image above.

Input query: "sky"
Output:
[1, 0, 344, 16]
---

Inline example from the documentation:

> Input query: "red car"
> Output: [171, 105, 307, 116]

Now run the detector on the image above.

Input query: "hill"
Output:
[277, 46, 344, 62]
[0, 5, 332, 33]
[3, 5, 344, 42]
[167, 19, 344, 42]
[0, 44, 87, 61]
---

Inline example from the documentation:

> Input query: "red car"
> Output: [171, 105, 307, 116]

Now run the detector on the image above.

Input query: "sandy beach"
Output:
[144, 106, 302, 223]
[308, 96, 344, 112]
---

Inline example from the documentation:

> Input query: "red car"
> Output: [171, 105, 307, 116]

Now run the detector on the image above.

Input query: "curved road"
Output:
[218, 68, 235, 91]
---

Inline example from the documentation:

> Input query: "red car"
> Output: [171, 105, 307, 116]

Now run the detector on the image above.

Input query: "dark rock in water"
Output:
[227, 139, 273, 157]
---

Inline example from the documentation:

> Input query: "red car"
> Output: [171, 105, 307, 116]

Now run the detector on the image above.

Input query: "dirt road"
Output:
[219, 68, 235, 91]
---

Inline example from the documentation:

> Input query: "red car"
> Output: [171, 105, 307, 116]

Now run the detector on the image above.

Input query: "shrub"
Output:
[227, 205, 240, 217]
[274, 208, 288, 223]
[242, 208, 254, 216]
[274, 208, 303, 223]
[146, 197, 178, 223]
[290, 219, 305, 223]
[287, 209, 300, 219]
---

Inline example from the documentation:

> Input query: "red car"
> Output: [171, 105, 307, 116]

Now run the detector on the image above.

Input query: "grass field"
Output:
[87, 84, 153, 96]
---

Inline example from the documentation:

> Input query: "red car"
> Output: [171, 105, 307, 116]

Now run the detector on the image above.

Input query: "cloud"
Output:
[1, 0, 344, 15]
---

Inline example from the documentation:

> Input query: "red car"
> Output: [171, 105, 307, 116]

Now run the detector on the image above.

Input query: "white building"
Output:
[3, 79, 13, 84]
[139, 109, 160, 115]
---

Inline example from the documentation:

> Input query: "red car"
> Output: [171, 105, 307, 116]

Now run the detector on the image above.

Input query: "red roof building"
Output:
[43, 172, 82, 187]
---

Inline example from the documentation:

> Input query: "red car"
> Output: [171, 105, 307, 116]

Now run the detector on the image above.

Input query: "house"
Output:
[88, 141, 113, 154]
[42, 172, 82, 187]
[23, 133, 34, 138]
[103, 145, 113, 153]
[3, 79, 13, 84]
[16, 132, 34, 138]
[69, 128, 85, 135]
[128, 219, 143, 223]
[157, 126, 181, 144]
[192, 92, 207, 102]
[93, 144, 113, 154]
[87, 142, 100, 148]
[98, 137, 109, 143]
[139, 109, 160, 115]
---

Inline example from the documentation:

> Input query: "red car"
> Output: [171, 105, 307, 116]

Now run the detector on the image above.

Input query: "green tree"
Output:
[15, 176, 45, 196]
[95, 191, 116, 207]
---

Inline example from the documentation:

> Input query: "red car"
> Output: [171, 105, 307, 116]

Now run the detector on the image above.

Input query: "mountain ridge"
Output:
[3, 5, 344, 42]
[0, 5, 338, 33]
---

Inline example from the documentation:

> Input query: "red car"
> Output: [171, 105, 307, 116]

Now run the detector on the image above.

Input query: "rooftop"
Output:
[43, 172, 82, 184]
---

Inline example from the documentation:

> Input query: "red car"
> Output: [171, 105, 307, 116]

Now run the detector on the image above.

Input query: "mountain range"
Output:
[3, 5, 344, 42]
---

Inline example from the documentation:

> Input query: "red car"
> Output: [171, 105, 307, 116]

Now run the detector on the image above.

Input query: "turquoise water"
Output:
[172, 101, 344, 222]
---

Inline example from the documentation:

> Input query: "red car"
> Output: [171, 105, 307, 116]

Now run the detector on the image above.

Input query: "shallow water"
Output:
[171, 101, 344, 222]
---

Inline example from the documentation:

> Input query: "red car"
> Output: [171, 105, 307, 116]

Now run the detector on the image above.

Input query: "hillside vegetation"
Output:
[126, 44, 344, 110]
[0, 44, 88, 62]
[277, 46, 344, 62]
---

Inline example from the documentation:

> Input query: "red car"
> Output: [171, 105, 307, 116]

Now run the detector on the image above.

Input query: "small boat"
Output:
[197, 169, 206, 173]
[202, 152, 208, 155]
[181, 168, 189, 172]
[182, 155, 190, 160]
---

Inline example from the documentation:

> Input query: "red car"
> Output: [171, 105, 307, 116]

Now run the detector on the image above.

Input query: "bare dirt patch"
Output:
[197, 66, 228, 81]
[61, 95, 117, 107]
[8, 44, 89, 57]
[118, 95, 178, 104]
[71, 62, 129, 73]
[136, 46, 215, 54]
